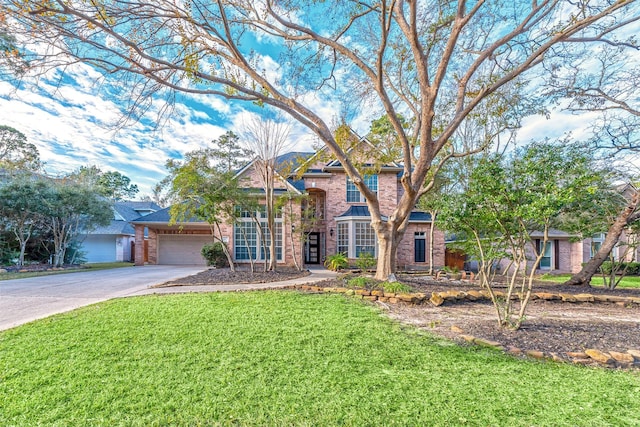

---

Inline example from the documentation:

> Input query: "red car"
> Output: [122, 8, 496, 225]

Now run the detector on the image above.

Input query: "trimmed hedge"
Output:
[201, 242, 230, 268]
[600, 261, 640, 276]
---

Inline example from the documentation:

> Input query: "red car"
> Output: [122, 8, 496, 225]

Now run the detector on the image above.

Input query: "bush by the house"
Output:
[201, 242, 229, 268]
[355, 252, 376, 271]
[380, 281, 412, 294]
[600, 261, 640, 276]
[346, 276, 378, 289]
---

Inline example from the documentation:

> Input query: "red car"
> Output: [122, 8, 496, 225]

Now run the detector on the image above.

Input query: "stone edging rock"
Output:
[294, 284, 640, 369]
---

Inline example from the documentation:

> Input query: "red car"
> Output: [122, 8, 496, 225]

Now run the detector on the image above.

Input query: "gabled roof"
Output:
[233, 152, 314, 196]
[129, 205, 208, 225]
[90, 201, 162, 235]
[294, 128, 403, 176]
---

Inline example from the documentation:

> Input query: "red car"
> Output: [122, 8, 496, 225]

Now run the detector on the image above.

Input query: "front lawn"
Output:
[539, 273, 640, 289]
[1, 292, 639, 426]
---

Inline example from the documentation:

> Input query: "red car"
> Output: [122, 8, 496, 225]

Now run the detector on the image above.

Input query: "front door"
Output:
[305, 232, 320, 264]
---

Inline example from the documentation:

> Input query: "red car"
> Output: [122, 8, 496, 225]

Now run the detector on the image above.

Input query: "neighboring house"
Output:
[131, 136, 446, 268]
[496, 229, 638, 275]
[491, 184, 640, 275]
[82, 201, 161, 263]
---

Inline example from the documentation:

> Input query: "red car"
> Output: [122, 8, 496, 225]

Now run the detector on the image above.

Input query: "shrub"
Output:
[600, 261, 640, 276]
[324, 253, 348, 271]
[356, 252, 378, 271]
[355, 252, 376, 271]
[380, 281, 412, 294]
[346, 276, 377, 289]
[201, 242, 229, 268]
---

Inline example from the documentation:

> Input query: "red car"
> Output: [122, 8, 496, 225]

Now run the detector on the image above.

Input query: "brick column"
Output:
[134, 225, 145, 266]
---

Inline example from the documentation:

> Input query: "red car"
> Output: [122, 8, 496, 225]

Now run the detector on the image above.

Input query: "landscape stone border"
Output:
[295, 284, 640, 369]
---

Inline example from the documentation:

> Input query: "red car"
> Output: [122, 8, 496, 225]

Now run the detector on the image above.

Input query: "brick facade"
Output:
[134, 146, 445, 270]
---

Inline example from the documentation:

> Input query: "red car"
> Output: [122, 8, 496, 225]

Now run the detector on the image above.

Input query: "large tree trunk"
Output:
[564, 191, 640, 286]
[375, 231, 398, 280]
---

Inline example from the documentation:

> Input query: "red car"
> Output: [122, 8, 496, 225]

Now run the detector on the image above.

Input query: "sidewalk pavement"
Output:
[130, 267, 339, 296]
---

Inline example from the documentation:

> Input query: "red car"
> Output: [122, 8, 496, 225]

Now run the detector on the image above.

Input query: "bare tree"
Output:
[241, 116, 291, 271]
[3, 1, 638, 279]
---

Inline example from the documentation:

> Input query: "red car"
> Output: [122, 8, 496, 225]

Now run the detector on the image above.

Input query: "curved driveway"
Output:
[0, 265, 206, 331]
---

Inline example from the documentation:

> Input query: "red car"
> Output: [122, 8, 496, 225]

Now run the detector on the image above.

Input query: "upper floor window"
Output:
[346, 174, 378, 203]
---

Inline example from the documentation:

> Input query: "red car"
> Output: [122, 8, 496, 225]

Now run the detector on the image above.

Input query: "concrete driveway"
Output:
[0, 265, 206, 331]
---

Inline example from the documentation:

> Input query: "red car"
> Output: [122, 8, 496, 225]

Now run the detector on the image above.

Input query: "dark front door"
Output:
[414, 237, 426, 263]
[305, 232, 320, 264]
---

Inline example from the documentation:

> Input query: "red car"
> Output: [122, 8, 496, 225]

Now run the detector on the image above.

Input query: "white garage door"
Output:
[158, 235, 213, 265]
[83, 235, 116, 263]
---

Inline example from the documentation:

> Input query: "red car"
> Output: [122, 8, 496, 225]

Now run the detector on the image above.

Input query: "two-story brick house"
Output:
[131, 138, 445, 270]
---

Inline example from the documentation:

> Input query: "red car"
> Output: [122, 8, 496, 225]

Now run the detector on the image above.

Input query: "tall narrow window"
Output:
[414, 232, 426, 263]
[337, 222, 349, 255]
[591, 233, 605, 258]
[539, 241, 553, 269]
[234, 221, 257, 260]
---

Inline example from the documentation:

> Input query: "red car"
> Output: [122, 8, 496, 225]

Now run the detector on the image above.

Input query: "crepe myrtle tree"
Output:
[4, 1, 639, 280]
[164, 148, 249, 272]
[440, 141, 613, 329]
[40, 181, 113, 267]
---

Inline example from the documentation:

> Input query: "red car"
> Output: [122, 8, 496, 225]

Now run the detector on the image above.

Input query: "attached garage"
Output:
[157, 234, 213, 265]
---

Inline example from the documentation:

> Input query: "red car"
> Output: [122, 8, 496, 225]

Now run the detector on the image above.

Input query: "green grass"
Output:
[539, 273, 640, 289]
[1, 292, 639, 426]
[0, 262, 134, 281]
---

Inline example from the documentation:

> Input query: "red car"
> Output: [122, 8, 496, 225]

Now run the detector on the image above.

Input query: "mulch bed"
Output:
[156, 267, 310, 287]
[157, 267, 640, 367]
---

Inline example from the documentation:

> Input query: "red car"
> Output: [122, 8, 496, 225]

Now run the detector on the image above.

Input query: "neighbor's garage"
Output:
[83, 235, 116, 263]
[157, 234, 213, 265]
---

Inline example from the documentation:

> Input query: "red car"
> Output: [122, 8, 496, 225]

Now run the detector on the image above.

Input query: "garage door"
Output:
[157, 235, 213, 265]
[83, 235, 116, 263]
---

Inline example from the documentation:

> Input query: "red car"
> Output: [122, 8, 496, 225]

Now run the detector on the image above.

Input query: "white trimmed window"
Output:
[539, 241, 553, 270]
[336, 220, 377, 258]
[346, 175, 378, 203]
[234, 208, 283, 262]
[355, 222, 376, 257]
[591, 233, 605, 258]
[337, 222, 349, 255]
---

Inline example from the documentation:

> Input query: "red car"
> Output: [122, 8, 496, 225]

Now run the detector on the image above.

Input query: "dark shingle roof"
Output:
[334, 206, 432, 223]
[335, 205, 372, 218]
[408, 211, 432, 222]
[90, 201, 163, 235]
[130, 206, 173, 223]
[275, 152, 315, 171]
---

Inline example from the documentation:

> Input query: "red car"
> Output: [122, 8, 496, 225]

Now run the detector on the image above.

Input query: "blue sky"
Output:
[0, 61, 325, 196]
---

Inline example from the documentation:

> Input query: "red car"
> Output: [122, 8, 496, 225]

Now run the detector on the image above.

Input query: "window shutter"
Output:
[554, 239, 560, 270]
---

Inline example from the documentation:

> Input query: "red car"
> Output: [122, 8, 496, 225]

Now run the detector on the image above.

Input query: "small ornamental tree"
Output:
[441, 141, 612, 329]
[165, 149, 244, 272]
[240, 116, 291, 272]
[41, 182, 113, 267]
